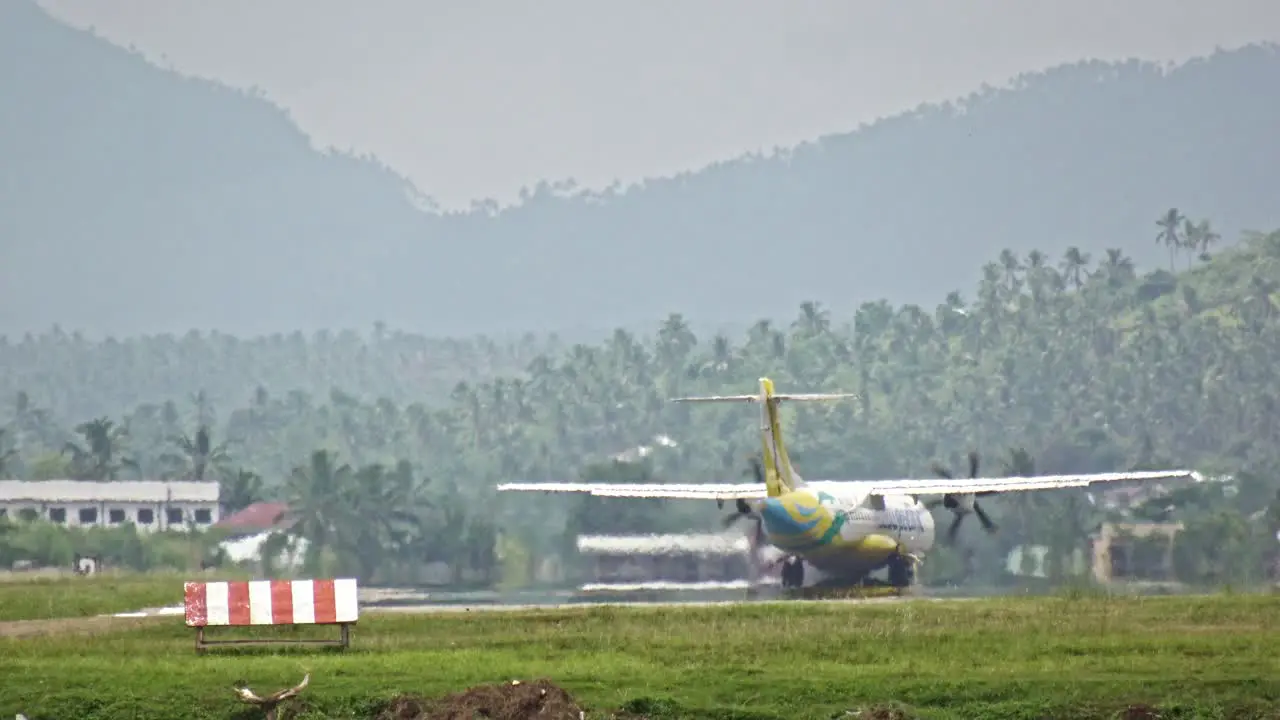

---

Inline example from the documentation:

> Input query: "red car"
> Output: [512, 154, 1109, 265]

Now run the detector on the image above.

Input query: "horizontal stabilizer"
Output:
[670, 393, 856, 403]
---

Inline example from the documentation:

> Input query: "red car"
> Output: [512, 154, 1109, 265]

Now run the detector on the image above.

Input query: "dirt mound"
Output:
[378, 679, 584, 720]
[1117, 704, 1161, 720]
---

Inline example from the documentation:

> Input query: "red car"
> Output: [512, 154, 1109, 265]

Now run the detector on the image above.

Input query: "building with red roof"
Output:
[213, 502, 294, 536]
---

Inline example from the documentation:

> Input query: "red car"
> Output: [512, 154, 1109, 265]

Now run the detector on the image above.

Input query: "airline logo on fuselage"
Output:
[874, 508, 925, 533]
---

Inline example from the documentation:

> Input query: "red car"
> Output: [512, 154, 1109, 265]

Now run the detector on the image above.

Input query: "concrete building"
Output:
[0, 480, 221, 532]
[575, 533, 764, 587]
[1090, 521, 1184, 583]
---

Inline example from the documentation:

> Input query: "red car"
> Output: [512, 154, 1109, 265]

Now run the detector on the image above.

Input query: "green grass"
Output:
[2, 595, 1279, 719]
[0, 572, 188, 621]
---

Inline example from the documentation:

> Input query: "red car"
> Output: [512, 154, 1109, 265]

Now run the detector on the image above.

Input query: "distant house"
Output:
[0, 479, 220, 532]
[212, 502, 305, 569]
[213, 502, 293, 538]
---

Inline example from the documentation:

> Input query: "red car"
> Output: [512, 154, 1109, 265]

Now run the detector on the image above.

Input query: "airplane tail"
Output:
[671, 378, 856, 498]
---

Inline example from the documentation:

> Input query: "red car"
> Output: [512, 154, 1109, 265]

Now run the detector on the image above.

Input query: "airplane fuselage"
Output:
[727, 377, 935, 586]
[754, 486, 935, 584]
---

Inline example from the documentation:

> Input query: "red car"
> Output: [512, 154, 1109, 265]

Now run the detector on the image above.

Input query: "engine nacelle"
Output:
[942, 493, 976, 513]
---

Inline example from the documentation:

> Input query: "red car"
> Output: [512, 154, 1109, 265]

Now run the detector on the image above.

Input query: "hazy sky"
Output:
[39, 0, 1280, 210]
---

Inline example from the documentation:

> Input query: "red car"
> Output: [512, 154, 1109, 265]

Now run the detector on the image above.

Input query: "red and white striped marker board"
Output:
[184, 579, 359, 627]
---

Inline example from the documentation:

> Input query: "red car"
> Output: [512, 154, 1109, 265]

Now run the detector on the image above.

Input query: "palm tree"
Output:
[699, 334, 734, 376]
[11, 392, 60, 451]
[1000, 447, 1040, 576]
[62, 417, 136, 480]
[1059, 247, 1091, 290]
[344, 460, 427, 580]
[1098, 249, 1136, 288]
[656, 313, 697, 369]
[190, 389, 216, 428]
[997, 249, 1024, 295]
[281, 450, 356, 575]
[162, 425, 231, 480]
[423, 480, 474, 583]
[1155, 208, 1186, 271]
[1192, 219, 1221, 258]
[219, 467, 264, 515]
[793, 301, 831, 338]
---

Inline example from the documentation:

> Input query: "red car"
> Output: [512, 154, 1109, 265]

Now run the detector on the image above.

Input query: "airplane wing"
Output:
[495, 482, 768, 500]
[498, 469, 1203, 500]
[845, 469, 1205, 497]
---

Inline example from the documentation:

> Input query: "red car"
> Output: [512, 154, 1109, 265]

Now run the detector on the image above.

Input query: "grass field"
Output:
[1, 590, 1279, 719]
[0, 571, 186, 622]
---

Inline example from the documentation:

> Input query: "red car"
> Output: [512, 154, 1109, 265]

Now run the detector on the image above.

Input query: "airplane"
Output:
[496, 378, 1204, 592]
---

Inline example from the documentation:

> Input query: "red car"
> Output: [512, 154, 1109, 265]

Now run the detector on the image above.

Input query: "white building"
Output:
[0, 480, 221, 532]
[575, 533, 778, 589]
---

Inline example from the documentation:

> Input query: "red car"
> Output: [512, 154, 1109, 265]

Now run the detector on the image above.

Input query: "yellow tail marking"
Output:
[759, 378, 791, 497]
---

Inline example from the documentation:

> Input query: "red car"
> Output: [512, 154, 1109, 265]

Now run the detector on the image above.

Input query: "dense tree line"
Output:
[0, 327, 560, 430]
[4, 0, 1279, 337]
[3, 222, 1280, 587]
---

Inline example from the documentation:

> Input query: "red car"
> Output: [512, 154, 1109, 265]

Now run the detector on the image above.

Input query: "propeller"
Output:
[722, 456, 765, 529]
[723, 456, 769, 587]
[925, 450, 999, 542]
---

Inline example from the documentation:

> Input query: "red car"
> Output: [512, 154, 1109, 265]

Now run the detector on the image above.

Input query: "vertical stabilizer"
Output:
[669, 379, 855, 499]
[757, 378, 798, 497]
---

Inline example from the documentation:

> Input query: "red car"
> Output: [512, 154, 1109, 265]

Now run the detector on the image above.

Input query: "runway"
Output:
[109, 589, 978, 619]
[365, 594, 977, 613]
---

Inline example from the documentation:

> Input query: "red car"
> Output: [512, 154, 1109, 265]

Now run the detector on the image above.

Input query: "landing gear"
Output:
[887, 552, 919, 591]
[781, 557, 805, 589]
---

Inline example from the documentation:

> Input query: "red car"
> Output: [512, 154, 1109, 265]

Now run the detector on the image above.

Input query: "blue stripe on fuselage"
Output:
[779, 513, 846, 553]
[760, 497, 821, 535]
[760, 498, 848, 554]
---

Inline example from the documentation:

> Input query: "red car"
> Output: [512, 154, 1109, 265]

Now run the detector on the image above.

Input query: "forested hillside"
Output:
[0, 326, 561, 425]
[3, 228, 1280, 586]
[3, 0, 1277, 337]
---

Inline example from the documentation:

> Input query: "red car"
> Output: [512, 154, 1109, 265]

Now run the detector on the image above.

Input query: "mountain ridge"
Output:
[2, 0, 1277, 338]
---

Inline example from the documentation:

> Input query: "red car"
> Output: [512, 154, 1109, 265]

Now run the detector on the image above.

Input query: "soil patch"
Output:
[378, 679, 584, 720]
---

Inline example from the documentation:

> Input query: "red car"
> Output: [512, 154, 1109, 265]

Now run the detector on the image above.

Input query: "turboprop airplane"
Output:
[496, 378, 1204, 591]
